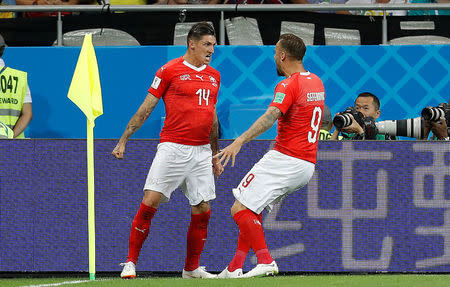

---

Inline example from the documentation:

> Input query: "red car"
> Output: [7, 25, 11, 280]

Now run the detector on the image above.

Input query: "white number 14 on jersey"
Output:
[196, 88, 210, 106]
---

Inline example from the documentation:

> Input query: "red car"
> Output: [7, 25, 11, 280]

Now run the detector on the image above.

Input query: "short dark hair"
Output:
[279, 33, 306, 61]
[187, 22, 215, 46]
[356, 92, 380, 110]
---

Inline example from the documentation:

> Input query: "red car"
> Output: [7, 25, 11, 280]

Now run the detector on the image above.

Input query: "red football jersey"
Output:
[269, 71, 325, 164]
[148, 57, 220, 146]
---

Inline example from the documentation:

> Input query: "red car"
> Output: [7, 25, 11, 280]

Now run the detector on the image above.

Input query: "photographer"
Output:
[422, 101, 450, 141]
[331, 92, 395, 140]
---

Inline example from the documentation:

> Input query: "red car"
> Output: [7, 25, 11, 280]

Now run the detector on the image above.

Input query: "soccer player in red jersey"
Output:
[112, 22, 223, 279]
[215, 34, 325, 278]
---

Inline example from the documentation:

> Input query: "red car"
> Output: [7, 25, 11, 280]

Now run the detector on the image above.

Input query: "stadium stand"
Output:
[225, 17, 264, 45]
[399, 20, 436, 31]
[324, 27, 361, 45]
[388, 35, 450, 45]
[53, 28, 140, 46]
[0, 10, 449, 46]
[280, 21, 315, 46]
[173, 21, 214, 46]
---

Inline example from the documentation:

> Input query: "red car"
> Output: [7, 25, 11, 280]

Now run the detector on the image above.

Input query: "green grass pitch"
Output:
[1, 274, 450, 287]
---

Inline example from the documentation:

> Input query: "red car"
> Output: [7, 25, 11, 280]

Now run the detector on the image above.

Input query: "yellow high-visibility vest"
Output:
[0, 66, 28, 139]
[319, 129, 331, 140]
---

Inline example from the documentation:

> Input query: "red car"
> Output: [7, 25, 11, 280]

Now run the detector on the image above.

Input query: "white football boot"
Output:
[242, 261, 278, 278]
[120, 261, 136, 279]
[217, 266, 244, 279]
[182, 266, 217, 279]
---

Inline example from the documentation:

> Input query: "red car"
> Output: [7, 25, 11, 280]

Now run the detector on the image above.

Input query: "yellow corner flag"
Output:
[67, 34, 103, 281]
[68, 34, 103, 126]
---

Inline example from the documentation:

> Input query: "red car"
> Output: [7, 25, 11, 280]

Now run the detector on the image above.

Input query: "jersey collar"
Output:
[287, 71, 310, 78]
[183, 60, 207, 72]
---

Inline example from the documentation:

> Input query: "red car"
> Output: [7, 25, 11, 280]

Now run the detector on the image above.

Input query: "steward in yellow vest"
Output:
[0, 35, 32, 138]
[0, 66, 28, 138]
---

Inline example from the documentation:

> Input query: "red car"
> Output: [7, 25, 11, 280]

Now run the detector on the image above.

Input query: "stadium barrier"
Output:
[3, 45, 449, 139]
[1, 139, 449, 272]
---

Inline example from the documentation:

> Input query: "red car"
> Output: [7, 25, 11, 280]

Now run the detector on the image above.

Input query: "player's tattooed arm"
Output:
[210, 109, 220, 155]
[215, 106, 282, 167]
[112, 93, 159, 159]
[238, 106, 282, 145]
[210, 109, 224, 176]
[123, 93, 159, 139]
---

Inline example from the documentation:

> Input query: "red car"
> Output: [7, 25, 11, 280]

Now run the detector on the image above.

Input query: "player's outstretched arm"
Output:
[112, 93, 160, 159]
[215, 106, 282, 167]
[210, 109, 224, 177]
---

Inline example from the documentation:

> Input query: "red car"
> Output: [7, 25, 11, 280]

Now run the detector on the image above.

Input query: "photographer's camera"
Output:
[333, 107, 365, 130]
[421, 103, 450, 123]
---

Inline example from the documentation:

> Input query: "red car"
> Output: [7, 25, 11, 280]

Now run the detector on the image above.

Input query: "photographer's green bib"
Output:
[0, 67, 27, 139]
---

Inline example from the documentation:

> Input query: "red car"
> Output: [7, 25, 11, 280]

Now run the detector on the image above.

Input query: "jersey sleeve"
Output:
[213, 72, 220, 105]
[148, 65, 170, 99]
[269, 81, 294, 115]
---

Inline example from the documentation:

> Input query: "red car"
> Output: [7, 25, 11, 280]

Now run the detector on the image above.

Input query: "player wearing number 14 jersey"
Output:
[215, 34, 325, 278]
[112, 22, 223, 279]
[151, 56, 220, 146]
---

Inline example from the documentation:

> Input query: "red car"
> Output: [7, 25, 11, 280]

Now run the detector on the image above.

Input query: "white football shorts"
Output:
[143, 142, 215, 206]
[233, 149, 315, 214]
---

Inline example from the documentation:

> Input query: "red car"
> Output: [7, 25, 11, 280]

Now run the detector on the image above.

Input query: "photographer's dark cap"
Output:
[322, 104, 332, 124]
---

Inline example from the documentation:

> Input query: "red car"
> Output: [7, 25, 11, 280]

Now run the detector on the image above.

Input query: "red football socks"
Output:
[126, 203, 157, 264]
[233, 209, 273, 265]
[227, 233, 250, 272]
[184, 210, 211, 271]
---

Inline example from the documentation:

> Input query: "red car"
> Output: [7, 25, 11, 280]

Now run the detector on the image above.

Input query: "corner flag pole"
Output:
[67, 34, 103, 281]
[87, 119, 96, 281]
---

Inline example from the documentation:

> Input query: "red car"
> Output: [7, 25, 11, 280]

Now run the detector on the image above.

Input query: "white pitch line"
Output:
[20, 279, 91, 287]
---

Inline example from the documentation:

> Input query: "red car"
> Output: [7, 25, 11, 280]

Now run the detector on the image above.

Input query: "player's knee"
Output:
[230, 205, 235, 217]
[142, 190, 162, 208]
[192, 201, 210, 214]
[142, 198, 159, 209]
[230, 200, 246, 217]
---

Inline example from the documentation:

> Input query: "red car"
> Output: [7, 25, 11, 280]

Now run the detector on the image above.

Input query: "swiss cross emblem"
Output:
[209, 76, 217, 87]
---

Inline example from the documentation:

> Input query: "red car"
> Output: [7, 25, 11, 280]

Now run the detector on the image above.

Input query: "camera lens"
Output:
[333, 113, 352, 129]
[422, 107, 444, 122]
[422, 107, 433, 121]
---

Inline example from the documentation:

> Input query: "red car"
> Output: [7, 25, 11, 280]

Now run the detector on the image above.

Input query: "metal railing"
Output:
[0, 3, 449, 46]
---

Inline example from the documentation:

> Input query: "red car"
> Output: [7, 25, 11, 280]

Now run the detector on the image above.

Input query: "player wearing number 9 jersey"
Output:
[215, 34, 325, 279]
[270, 70, 324, 163]
[112, 22, 224, 279]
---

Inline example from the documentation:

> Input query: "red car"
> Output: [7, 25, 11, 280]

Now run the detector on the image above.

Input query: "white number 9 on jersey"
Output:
[308, 106, 322, 143]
